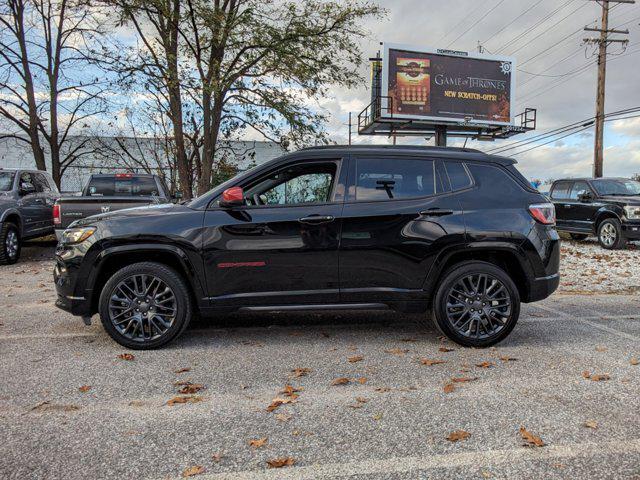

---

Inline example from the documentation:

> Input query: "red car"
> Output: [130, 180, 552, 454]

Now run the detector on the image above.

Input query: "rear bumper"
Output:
[527, 273, 560, 303]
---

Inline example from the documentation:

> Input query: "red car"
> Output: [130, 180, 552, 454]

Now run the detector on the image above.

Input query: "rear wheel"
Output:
[432, 261, 520, 348]
[0, 222, 20, 265]
[570, 233, 589, 241]
[99, 262, 192, 349]
[597, 218, 626, 250]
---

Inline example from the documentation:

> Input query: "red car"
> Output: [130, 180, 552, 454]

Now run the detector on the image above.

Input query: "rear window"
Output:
[87, 176, 160, 197]
[444, 161, 472, 191]
[466, 163, 521, 196]
[550, 181, 572, 200]
[355, 157, 436, 201]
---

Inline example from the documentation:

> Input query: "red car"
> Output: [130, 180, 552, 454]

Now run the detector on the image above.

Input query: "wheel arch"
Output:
[594, 209, 621, 232]
[1, 210, 22, 235]
[87, 244, 205, 315]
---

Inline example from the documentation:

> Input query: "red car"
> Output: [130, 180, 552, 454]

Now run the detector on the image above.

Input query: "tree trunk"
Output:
[198, 92, 222, 196]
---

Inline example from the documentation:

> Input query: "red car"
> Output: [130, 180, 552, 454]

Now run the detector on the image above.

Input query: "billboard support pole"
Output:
[435, 126, 447, 147]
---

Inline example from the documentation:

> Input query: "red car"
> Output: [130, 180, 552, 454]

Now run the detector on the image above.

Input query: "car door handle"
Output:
[564, 204, 572, 208]
[34, 198, 44, 204]
[298, 215, 335, 224]
[419, 208, 454, 217]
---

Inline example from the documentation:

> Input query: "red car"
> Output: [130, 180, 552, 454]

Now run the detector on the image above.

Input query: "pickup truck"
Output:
[54, 173, 174, 239]
[0, 168, 59, 265]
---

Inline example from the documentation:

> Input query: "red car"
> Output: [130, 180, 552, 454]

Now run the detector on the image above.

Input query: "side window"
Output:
[245, 162, 337, 206]
[33, 173, 52, 192]
[569, 181, 590, 200]
[355, 157, 435, 201]
[444, 161, 472, 191]
[550, 181, 572, 200]
[465, 163, 521, 196]
[19, 172, 35, 192]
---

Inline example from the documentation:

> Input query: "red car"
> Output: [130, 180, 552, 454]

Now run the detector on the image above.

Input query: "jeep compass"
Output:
[54, 146, 560, 349]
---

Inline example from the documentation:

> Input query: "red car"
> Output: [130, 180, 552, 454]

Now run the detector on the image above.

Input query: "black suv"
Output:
[54, 146, 560, 349]
[549, 177, 640, 249]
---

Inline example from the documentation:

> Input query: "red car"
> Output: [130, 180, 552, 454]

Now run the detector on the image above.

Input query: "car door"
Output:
[339, 155, 466, 304]
[17, 172, 43, 236]
[32, 172, 57, 232]
[549, 181, 572, 230]
[566, 181, 598, 232]
[201, 158, 346, 307]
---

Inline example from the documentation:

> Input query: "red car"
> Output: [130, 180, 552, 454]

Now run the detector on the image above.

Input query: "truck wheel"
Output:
[570, 233, 589, 241]
[0, 222, 21, 265]
[597, 218, 626, 250]
[431, 261, 520, 348]
[99, 262, 192, 349]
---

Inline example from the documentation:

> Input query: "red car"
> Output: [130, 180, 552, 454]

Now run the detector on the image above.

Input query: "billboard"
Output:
[381, 43, 516, 126]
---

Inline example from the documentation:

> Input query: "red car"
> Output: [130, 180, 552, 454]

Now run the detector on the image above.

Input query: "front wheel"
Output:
[432, 261, 520, 348]
[597, 218, 626, 250]
[0, 222, 21, 265]
[99, 262, 192, 349]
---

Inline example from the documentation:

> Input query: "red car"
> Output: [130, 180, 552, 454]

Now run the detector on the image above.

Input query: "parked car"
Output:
[53, 146, 560, 349]
[0, 168, 59, 265]
[549, 177, 640, 249]
[53, 173, 175, 239]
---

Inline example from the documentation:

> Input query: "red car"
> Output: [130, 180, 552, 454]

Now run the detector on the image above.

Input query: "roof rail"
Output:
[298, 145, 485, 154]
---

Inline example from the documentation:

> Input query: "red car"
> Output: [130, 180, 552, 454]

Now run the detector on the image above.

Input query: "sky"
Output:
[318, 0, 640, 182]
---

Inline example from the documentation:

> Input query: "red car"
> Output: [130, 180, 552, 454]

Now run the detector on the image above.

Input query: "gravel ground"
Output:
[0, 240, 639, 479]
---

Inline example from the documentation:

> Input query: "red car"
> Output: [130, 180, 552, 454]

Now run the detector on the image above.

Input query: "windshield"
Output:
[591, 179, 640, 196]
[186, 162, 265, 209]
[0, 172, 15, 191]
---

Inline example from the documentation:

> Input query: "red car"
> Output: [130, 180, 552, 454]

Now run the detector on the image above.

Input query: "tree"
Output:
[0, 0, 109, 187]
[111, 0, 383, 197]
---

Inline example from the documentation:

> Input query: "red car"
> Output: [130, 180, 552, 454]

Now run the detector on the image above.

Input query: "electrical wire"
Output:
[446, 0, 508, 49]
[482, 0, 547, 46]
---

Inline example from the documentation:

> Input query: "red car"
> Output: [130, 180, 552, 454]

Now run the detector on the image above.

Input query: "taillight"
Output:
[529, 203, 555, 225]
[53, 204, 61, 225]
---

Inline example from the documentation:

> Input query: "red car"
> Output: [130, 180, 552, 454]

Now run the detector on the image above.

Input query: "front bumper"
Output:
[622, 222, 640, 240]
[53, 245, 94, 317]
[55, 229, 64, 241]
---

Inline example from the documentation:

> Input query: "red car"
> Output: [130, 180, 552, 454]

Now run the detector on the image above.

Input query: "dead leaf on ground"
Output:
[582, 371, 610, 381]
[291, 368, 311, 377]
[443, 383, 455, 394]
[475, 361, 495, 369]
[266, 397, 294, 412]
[595, 346, 607, 352]
[211, 453, 223, 463]
[519, 427, 545, 447]
[266, 457, 295, 468]
[451, 377, 478, 383]
[348, 355, 364, 363]
[447, 430, 471, 442]
[175, 367, 191, 373]
[373, 413, 383, 420]
[249, 437, 267, 448]
[349, 396, 369, 408]
[499, 356, 518, 362]
[385, 348, 409, 356]
[331, 377, 351, 386]
[630, 358, 639, 366]
[357, 377, 367, 384]
[420, 358, 446, 366]
[167, 395, 203, 406]
[117, 353, 135, 361]
[439, 346, 455, 352]
[584, 420, 598, 429]
[280, 385, 300, 398]
[30, 401, 80, 412]
[78, 385, 91, 393]
[181, 465, 205, 477]
[275, 413, 291, 422]
[178, 383, 205, 394]
[375, 387, 391, 393]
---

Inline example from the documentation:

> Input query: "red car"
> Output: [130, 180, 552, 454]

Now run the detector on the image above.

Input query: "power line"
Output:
[446, 0, 507, 49]
[482, 0, 547, 46]
[438, 2, 487, 44]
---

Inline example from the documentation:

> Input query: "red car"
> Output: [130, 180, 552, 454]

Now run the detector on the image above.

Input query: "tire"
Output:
[597, 218, 626, 250]
[0, 222, 21, 265]
[570, 233, 589, 241]
[431, 261, 521, 348]
[99, 262, 192, 349]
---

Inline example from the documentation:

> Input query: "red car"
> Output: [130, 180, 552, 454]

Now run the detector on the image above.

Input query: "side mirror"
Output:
[578, 192, 592, 202]
[20, 183, 36, 196]
[172, 191, 183, 201]
[220, 186, 245, 208]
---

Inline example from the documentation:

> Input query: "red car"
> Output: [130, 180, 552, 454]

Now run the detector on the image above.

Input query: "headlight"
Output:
[624, 206, 640, 220]
[60, 226, 96, 244]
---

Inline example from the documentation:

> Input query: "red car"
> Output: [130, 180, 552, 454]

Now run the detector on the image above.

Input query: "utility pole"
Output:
[584, 0, 634, 177]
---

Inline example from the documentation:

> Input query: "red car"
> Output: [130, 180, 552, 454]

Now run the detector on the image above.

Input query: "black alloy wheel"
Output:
[99, 262, 192, 349]
[432, 261, 520, 348]
[0, 222, 20, 265]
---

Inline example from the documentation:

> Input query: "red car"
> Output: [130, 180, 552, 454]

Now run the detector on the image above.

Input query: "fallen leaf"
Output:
[595, 346, 607, 352]
[175, 368, 191, 373]
[181, 465, 205, 477]
[447, 430, 471, 442]
[280, 385, 300, 398]
[373, 413, 383, 420]
[291, 368, 311, 377]
[78, 385, 91, 393]
[443, 383, 455, 394]
[475, 361, 495, 369]
[385, 348, 409, 355]
[266, 457, 295, 468]
[439, 346, 455, 352]
[584, 420, 598, 429]
[349, 396, 369, 408]
[420, 358, 446, 366]
[167, 396, 203, 406]
[375, 387, 391, 393]
[519, 427, 545, 447]
[178, 383, 205, 394]
[451, 377, 478, 383]
[211, 453, 223, 463]
[275, 413, 291, 422]
[357, 377, 367, 384]
[117, 353, 135, 361]
[582, 372, 610, 381]
[249, 437, 267, 448]
[331, 377, 351, 386]
[499, 356, 517, 362]
[348, 355, 364, 363]
[630, 358, 639, 366]
[30, 401, 79, 412]
[266, 397, 294, 412]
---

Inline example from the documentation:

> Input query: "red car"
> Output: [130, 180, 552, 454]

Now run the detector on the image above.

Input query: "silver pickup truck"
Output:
[54, 174, 175, 239]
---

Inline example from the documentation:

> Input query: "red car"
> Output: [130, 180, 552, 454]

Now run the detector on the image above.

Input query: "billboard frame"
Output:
[380, 42, 517, 128]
